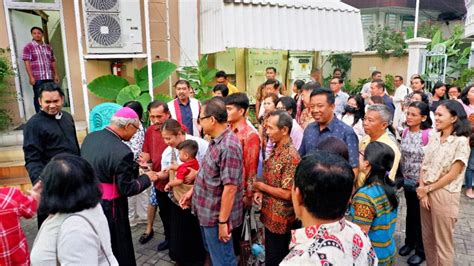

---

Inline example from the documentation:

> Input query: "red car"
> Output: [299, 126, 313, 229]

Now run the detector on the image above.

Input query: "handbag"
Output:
[239, 207, 265, 266]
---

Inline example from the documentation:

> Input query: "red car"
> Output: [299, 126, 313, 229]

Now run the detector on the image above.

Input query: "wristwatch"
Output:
[218, 220, 228, 224]
[427, 186, 432, 193]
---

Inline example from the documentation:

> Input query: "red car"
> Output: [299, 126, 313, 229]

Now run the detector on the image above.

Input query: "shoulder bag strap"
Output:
[402, 127, 409, 139]
[56, 213, 111, 265]
[422, 128, 431, 146]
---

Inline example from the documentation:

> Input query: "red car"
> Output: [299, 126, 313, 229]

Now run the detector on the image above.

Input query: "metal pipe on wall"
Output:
[144, 0, 153, 100]
[73, 0, 90, 124]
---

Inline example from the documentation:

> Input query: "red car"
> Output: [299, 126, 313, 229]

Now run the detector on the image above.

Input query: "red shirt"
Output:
[0, 187, 37, 266]
[176, 158, 199, 181]
[142, 124, 168, 191]
[233, 120, 260, 197]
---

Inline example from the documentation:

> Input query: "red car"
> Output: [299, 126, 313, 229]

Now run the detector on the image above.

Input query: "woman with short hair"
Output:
[30, 154, 118, 265]
[430, 82, 447, 112]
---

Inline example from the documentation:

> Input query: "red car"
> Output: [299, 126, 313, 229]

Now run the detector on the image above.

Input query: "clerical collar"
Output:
[40, 110, 62, 120]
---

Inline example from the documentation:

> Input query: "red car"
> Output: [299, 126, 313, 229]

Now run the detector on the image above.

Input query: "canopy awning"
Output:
[200, 0, 365, 54]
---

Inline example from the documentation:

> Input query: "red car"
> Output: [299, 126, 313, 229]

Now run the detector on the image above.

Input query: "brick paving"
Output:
[21, 190, 474, 265]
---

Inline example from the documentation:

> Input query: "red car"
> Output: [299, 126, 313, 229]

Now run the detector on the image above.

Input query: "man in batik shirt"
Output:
[253, 110, 300, 266]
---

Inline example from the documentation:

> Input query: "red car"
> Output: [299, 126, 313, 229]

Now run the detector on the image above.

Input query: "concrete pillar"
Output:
[469, 42, 474, 68]
[405, 37, 431, 84]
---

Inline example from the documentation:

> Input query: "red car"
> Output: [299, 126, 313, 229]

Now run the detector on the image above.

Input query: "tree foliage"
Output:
[367, 25, 406, 58]
[178, 55, 218, 99]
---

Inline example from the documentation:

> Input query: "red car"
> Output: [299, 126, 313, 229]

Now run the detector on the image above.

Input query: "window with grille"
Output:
[385, 13, 399, 30]
[362, 13, 376, 29]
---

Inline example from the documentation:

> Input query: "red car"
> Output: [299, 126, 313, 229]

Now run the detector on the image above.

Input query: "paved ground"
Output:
[22, 190, 474, 265]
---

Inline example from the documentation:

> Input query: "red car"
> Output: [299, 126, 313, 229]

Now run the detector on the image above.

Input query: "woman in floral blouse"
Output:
[417, 100, 471, 265]
[398, 101, 432, 265]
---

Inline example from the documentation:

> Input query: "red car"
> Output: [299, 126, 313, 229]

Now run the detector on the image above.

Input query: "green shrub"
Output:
[0, 48, 14, 131]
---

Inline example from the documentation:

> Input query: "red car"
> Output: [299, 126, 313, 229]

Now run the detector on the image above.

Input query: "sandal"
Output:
[138, 229, 154, 244]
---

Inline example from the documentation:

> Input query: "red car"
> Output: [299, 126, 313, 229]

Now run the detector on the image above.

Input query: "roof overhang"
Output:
[200, 0, 365, 54]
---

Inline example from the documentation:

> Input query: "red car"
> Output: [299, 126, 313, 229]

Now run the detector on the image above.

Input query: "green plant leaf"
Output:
[134, 69, 141, 87]
[154, 93, 174, 103]
[405, 26, 414, 39]
[136, 61, 177, 91]
[203, 69, 218, 83]
[88, 75, 129, 100]
[116, 84, 141, 105]
[198, 55, 208, 69]
[136, 93, 152, 110]
[431, 30, 443, 46]
[461, 47, 471, 58]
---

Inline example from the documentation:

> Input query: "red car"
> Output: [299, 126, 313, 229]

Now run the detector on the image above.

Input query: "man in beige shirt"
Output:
[357, 104, 401, 187]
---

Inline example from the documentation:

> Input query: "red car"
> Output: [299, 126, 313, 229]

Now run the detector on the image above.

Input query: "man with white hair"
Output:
[357, 104, 401, 188]
[81, 107, 158, 266]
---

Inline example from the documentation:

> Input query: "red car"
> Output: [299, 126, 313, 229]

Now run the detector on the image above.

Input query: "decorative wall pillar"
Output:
[405, 37, 431, 84]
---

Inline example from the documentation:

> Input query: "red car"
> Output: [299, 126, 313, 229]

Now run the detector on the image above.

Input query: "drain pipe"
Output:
[144, 0, 153, 100]
[166, 0, 172, 96]
[73, 0, 90, 125]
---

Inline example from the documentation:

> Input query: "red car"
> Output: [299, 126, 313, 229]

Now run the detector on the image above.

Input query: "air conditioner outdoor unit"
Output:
[83, 0, 143, 54]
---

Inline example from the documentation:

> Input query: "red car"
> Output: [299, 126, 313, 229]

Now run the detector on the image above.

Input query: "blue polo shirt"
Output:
[299, 117, 359, 168]
[382, 94, 395, 117]
[179, 100, 193, 135]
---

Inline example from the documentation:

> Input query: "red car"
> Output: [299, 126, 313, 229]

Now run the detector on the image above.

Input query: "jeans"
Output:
[466, 169, 473, 189]
[200, 226, 237, 266]
[32, 79, 53, 113]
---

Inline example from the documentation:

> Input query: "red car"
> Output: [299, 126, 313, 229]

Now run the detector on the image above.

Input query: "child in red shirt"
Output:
[164, 140, 199, 201]
[0, 183, 41, 266]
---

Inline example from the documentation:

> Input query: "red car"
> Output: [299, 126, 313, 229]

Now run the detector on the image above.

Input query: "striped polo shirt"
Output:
[350, 183, 398, 265]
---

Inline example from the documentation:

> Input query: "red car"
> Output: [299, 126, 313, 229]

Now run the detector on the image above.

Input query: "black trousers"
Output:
[232, 221, 243, 255]
[169, 202, 206, 265]
[404, 187, 425, 255]
[156, 189, 172, 240]
[102, 197, 136, 266]
[265, 228, 291, 266]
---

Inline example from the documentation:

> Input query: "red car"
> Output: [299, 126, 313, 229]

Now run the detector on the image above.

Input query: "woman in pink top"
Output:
[457, 84, 474, 118]
[458, 85, 474, 198]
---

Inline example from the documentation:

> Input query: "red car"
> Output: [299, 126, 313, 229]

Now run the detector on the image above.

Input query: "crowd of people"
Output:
[1, 65, 472, 266]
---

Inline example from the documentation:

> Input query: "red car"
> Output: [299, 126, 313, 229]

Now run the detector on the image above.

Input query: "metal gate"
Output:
[422, 44, 447, 90]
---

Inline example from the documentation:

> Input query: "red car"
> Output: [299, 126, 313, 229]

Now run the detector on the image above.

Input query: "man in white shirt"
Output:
[330, 77, 349, 119]
[392, 75, 412, 129]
